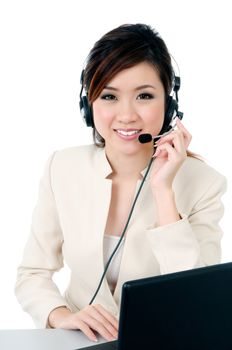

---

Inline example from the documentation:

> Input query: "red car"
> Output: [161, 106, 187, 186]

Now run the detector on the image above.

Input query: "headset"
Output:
[79, 70, 94, 127]
[79, 69, 183, 135]
[159, 75, 183, 134]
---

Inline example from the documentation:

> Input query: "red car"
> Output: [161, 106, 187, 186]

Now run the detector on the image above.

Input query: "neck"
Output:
[105, 146, 154, 180]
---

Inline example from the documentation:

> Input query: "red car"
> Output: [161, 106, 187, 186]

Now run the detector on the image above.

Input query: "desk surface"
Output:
[0, 329, 107, 350]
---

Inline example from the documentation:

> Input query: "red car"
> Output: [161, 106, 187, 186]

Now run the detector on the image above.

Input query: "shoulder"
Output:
[174, 156, 227, 198]
[53, 144, 98, 161]
[49, 144, 102, 169]
[181, 156, 225, 182]
[42, 144, 102, 178]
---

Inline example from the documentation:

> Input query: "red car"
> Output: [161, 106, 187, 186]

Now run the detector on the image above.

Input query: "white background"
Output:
[0, 0, 231, 328]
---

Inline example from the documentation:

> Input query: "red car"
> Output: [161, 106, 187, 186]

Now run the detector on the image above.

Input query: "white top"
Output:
[103, 235, 125, 293]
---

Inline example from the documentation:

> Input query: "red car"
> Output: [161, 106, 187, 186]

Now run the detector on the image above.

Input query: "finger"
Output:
[94, 304, 119, 330]
[87, 306, 118, 338]
[82, 314, 117, 341]
[176, 120, 192, 143]
[176, 119, 192, 148]
[72, 319, 98, 342]
[157, 120, 191, 149]
[156, 130, 185, 154]
[80, 307, 117, 341]
[153, 148, 168, 159]
[154, 142, 176, 158]
[171, 130, 186, 155]
[155, 129, 178, 146]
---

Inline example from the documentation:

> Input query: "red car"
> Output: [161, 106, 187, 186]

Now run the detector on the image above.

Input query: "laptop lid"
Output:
[117, 262, 232, 350]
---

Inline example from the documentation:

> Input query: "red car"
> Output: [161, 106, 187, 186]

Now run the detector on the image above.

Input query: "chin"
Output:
[117, 141, 151, 156]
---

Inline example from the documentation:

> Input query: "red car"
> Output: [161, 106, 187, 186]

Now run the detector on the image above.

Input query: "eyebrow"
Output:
[103, 84, 157, 91]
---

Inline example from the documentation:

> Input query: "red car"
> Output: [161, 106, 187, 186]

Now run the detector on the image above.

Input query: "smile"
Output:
[113, 129, 142, 141]
[114, 129, 141, 136]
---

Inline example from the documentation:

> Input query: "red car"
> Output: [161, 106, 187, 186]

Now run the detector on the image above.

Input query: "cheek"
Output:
[92, 104, 113, 132]
[92, 104, 103, 124]
[144, 104, 165, 130]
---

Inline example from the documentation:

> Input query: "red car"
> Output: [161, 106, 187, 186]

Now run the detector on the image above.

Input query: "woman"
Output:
[15, 23, 226, 342]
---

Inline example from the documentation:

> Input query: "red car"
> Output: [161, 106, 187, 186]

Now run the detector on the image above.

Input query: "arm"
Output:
[152, 187, 181, 226]
[146, 172, 226, 274]
[15, 153, 69, 328]
[147, 119, 226, 273]
[15, 152, 118, 341]
[150, 118, 190, 226]
[48, 304, 118, 342]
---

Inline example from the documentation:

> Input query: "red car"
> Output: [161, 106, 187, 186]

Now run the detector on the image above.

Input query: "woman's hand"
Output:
[48, 305, 118, 342]
[150, 119, 192, 192]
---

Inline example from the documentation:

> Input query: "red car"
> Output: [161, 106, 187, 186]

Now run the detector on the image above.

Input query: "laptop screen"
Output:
[117, 262, 232, 350]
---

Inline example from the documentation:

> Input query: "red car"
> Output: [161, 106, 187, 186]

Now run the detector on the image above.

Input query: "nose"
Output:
[116, 100, 138, 124]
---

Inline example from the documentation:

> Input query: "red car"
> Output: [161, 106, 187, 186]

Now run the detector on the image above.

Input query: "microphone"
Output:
[138, 113, 183, 144]
[138, 134, 153, 143]
[138, 125, 174, 144]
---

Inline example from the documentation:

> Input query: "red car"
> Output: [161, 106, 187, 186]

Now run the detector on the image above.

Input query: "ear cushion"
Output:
[80, 96, 94, 127]
[159, 96, 178, 134]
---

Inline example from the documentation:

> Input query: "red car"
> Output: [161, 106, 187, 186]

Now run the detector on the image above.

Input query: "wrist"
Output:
[152, 186, 174, 200]
[48, 306, 72, 328]
[152, 187, 181, 227]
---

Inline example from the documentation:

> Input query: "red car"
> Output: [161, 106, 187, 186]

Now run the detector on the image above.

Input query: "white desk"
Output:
[0, 329, 107, 350]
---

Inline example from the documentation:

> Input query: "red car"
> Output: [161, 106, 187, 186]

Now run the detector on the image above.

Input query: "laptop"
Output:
[80, 262, 232, 350]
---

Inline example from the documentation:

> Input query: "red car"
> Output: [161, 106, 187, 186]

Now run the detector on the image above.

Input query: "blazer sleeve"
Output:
[15, 153, 70, 328]
[145, 173, 227, 274]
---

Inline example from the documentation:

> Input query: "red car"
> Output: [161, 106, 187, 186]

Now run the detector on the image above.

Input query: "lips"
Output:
[114, 128, 142, 136]
[113, 128, 142, 140]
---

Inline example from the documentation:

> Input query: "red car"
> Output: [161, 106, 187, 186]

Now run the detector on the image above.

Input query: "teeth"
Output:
[116, 130, 140, 136]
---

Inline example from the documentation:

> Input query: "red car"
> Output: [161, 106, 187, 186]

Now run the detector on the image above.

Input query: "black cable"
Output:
[89, 155, 155, 305]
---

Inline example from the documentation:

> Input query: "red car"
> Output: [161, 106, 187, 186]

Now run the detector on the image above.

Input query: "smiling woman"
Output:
[15, 23, 227, 343]
[92, 62, 165, 158]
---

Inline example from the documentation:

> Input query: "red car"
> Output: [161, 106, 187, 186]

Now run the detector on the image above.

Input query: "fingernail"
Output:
[110, 337, 117, 341]
[154, 149, 159, 155]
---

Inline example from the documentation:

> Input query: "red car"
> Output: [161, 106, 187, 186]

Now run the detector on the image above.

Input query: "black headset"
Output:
[79, 69, 183, 134]
[79, 70, 94, 127]
[159, 76, 183, 134]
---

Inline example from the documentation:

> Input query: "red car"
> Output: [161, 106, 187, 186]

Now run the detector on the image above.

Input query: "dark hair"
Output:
[83, 23, 174, 147]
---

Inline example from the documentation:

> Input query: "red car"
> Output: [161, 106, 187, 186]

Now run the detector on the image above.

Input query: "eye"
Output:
[137, 93, 154, 100]
[100, 94, 117, 101]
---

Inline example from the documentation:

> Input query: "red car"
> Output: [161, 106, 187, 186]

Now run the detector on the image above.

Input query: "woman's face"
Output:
[92, 61, 165, 156]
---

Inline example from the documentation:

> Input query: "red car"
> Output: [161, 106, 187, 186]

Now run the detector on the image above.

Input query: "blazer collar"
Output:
[95, 147, 153, 181]
[95, 147, 113, 179]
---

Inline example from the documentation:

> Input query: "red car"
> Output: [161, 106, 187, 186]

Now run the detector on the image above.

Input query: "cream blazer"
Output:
[15, 145, 227, 328]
